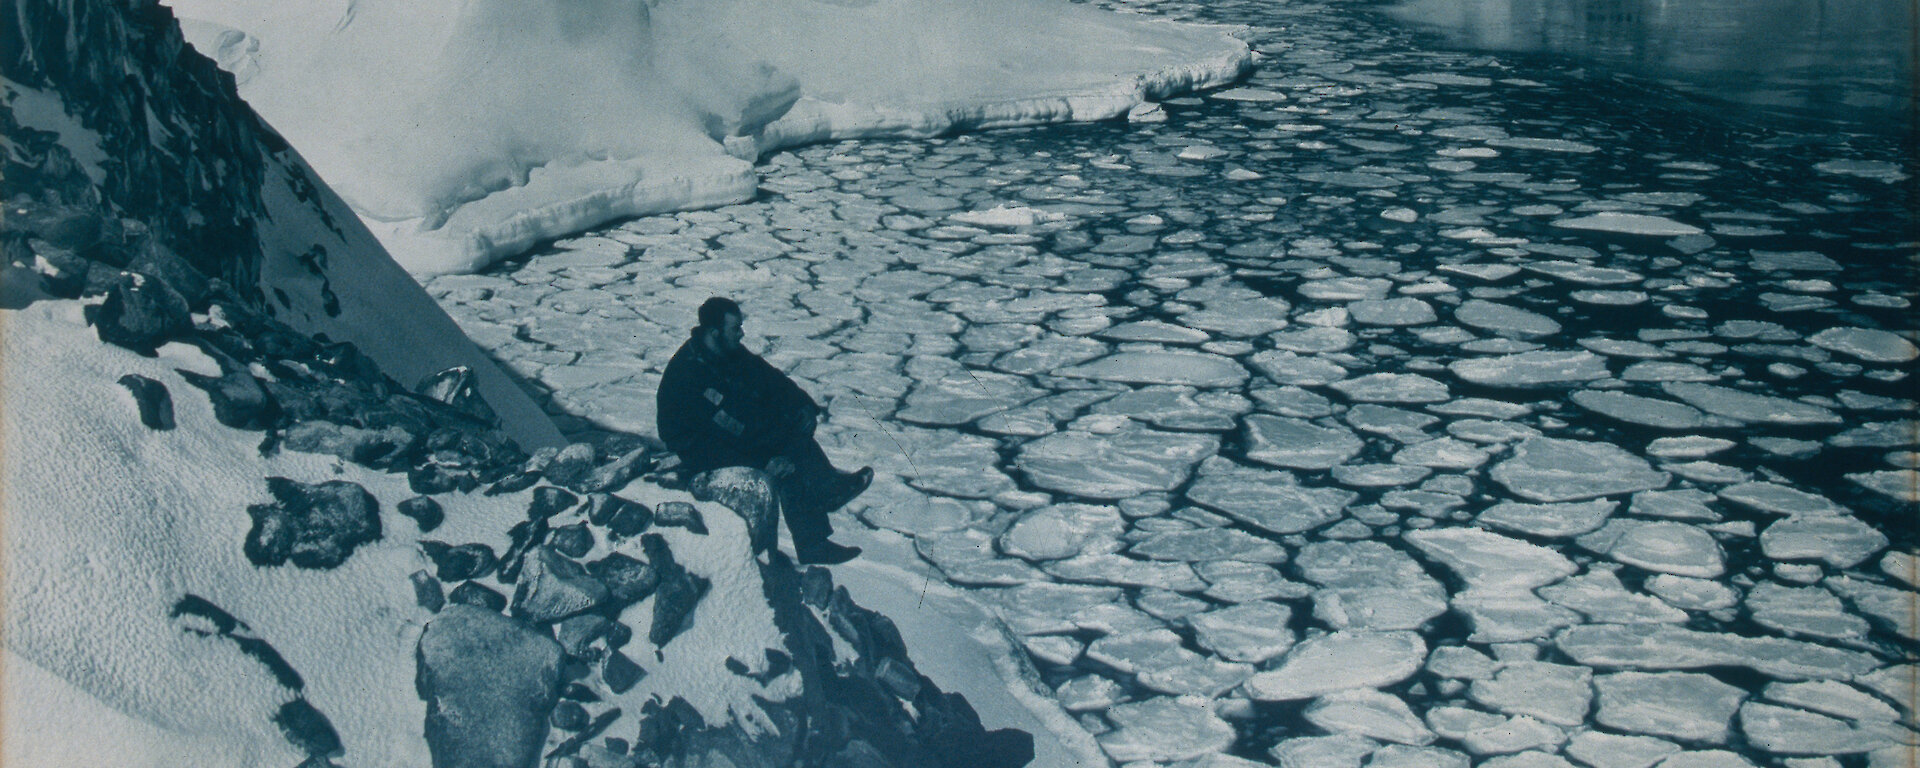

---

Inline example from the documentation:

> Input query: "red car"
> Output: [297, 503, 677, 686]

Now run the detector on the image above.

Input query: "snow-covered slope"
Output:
[4, 0, 563, 447]
[161, 0, 1252, 275]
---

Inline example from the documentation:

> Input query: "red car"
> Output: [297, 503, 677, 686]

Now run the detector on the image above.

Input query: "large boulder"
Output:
[85, 271, 190, 354]
[243, 477, 381, 569]
[417, 605, 563, 768]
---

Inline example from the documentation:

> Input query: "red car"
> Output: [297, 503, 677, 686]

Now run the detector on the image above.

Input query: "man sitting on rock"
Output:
[656, 297, 871, 565]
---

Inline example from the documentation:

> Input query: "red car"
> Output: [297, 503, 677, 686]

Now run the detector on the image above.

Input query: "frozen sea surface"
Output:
[430, 0, 1917, 763]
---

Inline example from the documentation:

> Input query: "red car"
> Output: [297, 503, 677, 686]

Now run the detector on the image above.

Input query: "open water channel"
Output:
[429, 0, 1918, 763]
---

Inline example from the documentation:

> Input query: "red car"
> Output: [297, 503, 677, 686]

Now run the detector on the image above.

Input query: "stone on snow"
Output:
[511, 546, 608, 623]
[417, 605, 563, 768]
[117, 373, 175, 430]
[244, 477, 382, 570]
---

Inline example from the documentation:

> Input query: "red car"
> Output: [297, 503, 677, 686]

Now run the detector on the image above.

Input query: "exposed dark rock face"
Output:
[244, 477, 381, 569]
[417, 605, 563, 768]
[2, 0, 281, 298]
[86, 271, 191, 354]
[117, 373, 175, 429]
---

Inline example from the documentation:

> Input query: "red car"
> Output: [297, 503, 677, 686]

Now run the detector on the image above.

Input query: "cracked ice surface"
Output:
[424, 1, 1918, 761]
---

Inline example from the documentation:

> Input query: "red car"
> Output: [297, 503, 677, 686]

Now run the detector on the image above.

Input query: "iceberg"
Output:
[165, 0, 1252, 274]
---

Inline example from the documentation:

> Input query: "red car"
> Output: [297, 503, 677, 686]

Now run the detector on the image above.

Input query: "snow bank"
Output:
[162, 0, 1251, 275]
[0, 294, 795, 765]
[1, 298, 461, 767]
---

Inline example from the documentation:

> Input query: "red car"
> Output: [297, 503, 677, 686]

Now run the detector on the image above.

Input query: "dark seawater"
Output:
[1379, 0, 1917, 132]
[451, 0, 1920, 761]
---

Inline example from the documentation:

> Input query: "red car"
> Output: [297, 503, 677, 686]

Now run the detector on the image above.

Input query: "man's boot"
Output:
[796, 540, 861, 565]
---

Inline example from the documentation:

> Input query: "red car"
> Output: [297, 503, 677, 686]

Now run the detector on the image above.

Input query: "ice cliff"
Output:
[160, 0, 1253, 275]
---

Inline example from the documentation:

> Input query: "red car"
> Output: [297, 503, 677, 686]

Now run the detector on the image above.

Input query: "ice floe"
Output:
[1059, 349, 1250, 387]
[1241, 630, 1427, 701]
[1097, 696, 1238, 763]
[1571, 391, 1733, 430]
[1189, 602, 1297, 663]
[1593, 671, 1747, 743]
[1469, 661, 1594, 726]
[1478, 499, 1616, 538]
[1451, 350, 1611, 387]
[1555, 623, 1881, 680]
[1243, 414, 1366, 470]
[1307, 689, 1438, 745]
[1539, 568, 1689, 624]
[1016, 421, 1219, 499]
[1759, 515, 1889, 568]
[997, 503, 1124, 561]
[1552, 213, 1704, 236]
[1577, 520, 1726, 578]
[1187, 459, 1356, 535]
[1490, 437, 1670, 502]
[1660, 382, 1843, 425]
